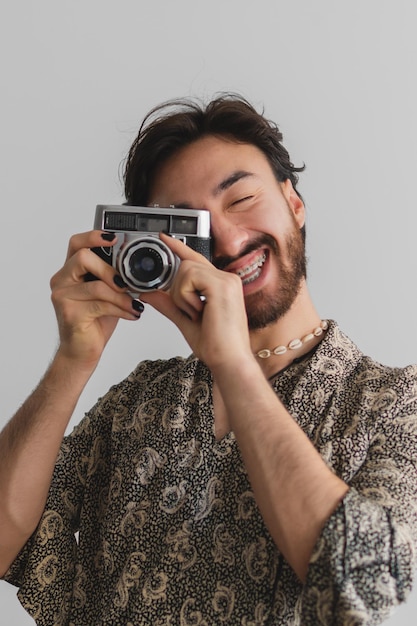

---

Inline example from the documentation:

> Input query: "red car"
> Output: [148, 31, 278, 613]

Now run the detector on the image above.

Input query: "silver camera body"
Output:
[93, 204, 211, 294]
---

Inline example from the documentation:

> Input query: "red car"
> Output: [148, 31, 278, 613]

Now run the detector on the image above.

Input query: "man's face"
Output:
[148, 135, 307, 330]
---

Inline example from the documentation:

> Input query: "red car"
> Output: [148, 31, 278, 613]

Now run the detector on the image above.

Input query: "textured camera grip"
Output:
[188, 238, 211, 262]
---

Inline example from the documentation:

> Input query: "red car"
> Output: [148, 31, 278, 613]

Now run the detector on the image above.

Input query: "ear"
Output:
[280, 179, 305, 228]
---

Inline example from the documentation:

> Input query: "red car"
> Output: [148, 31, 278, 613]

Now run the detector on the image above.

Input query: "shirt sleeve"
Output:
[302, 367, 417, 625]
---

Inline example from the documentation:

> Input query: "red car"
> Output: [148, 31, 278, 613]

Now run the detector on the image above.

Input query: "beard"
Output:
[214, 224, 307, 331]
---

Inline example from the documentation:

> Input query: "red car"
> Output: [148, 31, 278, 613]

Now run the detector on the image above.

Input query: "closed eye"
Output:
[231, 196, 254, 206]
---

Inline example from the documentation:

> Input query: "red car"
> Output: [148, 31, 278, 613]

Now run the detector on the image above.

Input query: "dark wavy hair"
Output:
[123, 94, 306, 240]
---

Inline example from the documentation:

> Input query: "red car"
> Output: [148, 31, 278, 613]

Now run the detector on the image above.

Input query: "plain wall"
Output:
[1, 1, 416, 623]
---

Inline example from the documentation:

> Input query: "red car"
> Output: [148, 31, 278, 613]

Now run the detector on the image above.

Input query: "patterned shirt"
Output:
[4, 321, 417, 625]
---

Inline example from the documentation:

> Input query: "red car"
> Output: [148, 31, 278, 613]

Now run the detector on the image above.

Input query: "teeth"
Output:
[242, 267, 262, 285]
[235, 253, 266, 279]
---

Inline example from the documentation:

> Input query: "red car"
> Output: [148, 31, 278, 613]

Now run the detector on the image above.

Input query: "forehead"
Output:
[149, 135, 276, 201]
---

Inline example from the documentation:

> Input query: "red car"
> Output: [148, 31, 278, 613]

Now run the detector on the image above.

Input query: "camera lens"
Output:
[120, 238, 178, 291]
[129, 247, 164, 282]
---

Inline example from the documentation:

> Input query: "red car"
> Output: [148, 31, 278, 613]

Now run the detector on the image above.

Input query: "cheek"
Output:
[248, 215, 290, 241]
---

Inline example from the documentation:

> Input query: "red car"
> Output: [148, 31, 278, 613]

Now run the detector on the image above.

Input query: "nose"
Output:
[210, 213, 249, 261]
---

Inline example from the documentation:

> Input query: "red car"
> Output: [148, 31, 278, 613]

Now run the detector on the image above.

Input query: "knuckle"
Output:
[66, 234, 81, 258]
[90, 301, 102, 316]
[50, 289, 59, 306]
[68, 233, 78, 248]
[49, 271, 59, 290]
[231, 273, 243, 288]
[177, 259, 193, 277]
[76, 247, 91, 265]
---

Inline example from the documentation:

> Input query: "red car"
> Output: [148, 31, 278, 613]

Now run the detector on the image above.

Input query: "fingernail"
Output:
[101, 232, 116, 241]
[161, 230, 172, 237]
[114, 275, 128, 288]
[132, 299, 144, 313]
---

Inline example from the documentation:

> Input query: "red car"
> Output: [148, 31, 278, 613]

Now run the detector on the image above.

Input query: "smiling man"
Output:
[149, 136, 307, 336]
[1, 95, 417, 625]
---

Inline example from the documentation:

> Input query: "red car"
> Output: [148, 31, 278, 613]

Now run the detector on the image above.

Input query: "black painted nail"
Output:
[113, 275, 128, 288]
[132, 299, 144, 313]
[101, 232, 115, 241]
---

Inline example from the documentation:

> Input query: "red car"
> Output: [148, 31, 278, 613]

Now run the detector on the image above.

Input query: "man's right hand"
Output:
[50, 230, 144, 369]
[0, 230, 145, 578]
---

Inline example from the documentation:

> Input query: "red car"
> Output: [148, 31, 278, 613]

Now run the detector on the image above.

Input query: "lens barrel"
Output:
[119, 238, 178, 291]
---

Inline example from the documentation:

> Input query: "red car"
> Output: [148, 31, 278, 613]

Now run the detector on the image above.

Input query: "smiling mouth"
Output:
[234, 252, 267, 285]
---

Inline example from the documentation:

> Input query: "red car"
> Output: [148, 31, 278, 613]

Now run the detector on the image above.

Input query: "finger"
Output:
[141, 290, 195, 330]
[173, 255, 225, 302]
[59, 298, 142, 324]
[66, 230, 117, 261]
[168, 263, 207, 319]
[52, 247, 123, 291]
[52, 280, 144, 322]
[159, 232, 212, 265]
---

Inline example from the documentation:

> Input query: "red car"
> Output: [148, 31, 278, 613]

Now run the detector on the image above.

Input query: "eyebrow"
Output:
[213, 170, 255, 196]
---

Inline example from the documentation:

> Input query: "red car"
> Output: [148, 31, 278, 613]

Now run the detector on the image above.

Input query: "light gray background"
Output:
[1, 1, 416, 624]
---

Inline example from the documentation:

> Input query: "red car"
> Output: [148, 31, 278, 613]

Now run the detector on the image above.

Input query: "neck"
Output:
[250, 285, 323, 378]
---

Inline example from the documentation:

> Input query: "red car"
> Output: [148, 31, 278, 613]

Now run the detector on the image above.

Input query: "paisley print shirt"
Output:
[4, 321, 417, 625]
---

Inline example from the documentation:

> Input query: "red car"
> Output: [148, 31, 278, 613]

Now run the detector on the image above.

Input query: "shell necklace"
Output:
[255, 320, 329, 359]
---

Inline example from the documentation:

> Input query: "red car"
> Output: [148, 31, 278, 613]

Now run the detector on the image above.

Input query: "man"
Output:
[1, 95, 416, 625]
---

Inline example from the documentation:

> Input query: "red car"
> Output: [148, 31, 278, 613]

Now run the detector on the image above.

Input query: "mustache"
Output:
[213, 234, 279, 270]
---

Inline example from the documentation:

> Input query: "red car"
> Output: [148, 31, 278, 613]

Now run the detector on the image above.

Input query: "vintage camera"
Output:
[92, 204, 211, 294]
